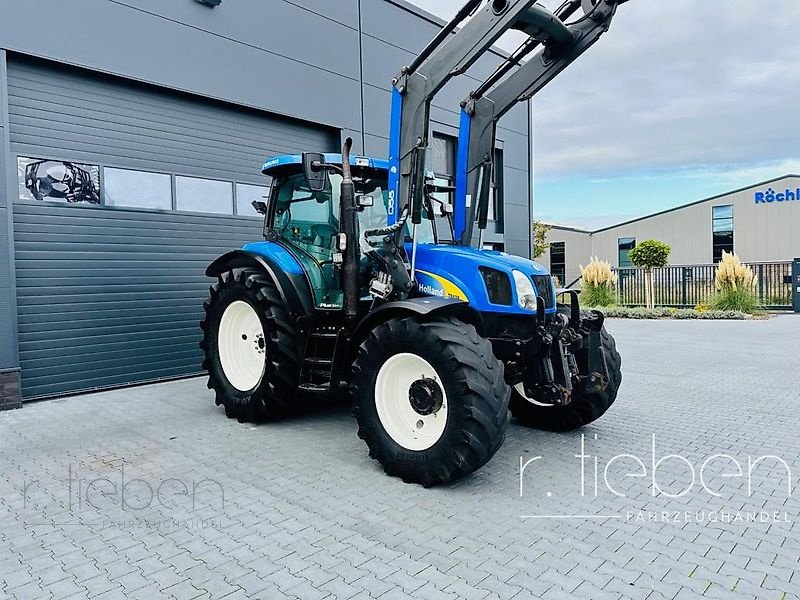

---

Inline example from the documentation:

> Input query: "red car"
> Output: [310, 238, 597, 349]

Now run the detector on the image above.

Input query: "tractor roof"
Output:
[261, 154, 390, 177]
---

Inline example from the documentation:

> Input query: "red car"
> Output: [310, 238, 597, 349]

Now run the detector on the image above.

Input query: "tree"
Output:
[628, 240, 671, 309]
[533, 221, 552, 259]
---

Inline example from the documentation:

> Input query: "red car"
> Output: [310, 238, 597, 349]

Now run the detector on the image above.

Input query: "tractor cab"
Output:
[257, 153, 430, 310]
[259, 153, 556, 318]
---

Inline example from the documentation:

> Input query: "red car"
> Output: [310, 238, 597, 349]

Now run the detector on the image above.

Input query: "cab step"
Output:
[309, 331, 338, 340]
[298, 327, 345, 394]
[304, 357, 333, 367]
[298, 382, 331, 393]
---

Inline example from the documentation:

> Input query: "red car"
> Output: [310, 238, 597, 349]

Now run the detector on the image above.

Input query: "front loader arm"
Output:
[455, 0, 626, 246]
[389, 0, 549, 229]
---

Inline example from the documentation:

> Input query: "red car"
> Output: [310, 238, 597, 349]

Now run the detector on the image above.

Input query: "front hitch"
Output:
[510, 306, 610, 406]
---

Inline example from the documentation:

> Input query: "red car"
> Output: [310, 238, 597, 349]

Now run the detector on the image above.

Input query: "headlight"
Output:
[512, 270, 537, 311]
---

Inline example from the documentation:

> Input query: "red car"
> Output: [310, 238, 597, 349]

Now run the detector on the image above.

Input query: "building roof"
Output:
[589, 174, 800, 234]
[547, 224, 592, 234]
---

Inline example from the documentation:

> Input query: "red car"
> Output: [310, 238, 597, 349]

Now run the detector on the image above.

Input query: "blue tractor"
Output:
[201, 0, 627, 486]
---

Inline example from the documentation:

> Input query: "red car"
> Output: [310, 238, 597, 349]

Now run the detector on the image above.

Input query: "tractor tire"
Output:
[351, 315, 510, 487]
[200, 267, 299, 422]
[510, 324, 621, 432]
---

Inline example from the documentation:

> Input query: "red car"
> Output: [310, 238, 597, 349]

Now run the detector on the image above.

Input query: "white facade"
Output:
[542, 175, 800, 280]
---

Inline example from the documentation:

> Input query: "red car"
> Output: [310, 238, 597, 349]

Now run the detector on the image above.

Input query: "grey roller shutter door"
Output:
[8, 56, 337, 399]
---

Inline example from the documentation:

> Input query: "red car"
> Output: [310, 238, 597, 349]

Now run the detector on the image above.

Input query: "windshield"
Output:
[272, 171, 438, 245]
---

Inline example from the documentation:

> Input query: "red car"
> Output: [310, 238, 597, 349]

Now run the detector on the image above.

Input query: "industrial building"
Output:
[540, 175, 800, 286]
[0, 0, 533, 407]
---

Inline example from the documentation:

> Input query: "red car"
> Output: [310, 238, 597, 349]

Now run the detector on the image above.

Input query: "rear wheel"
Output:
[351, 315, 510, 486]
[200, 267, 299, 422]
[510, 325, 621, 432]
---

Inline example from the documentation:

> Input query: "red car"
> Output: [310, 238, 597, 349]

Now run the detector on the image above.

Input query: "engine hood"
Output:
[406, 243, 554, 315]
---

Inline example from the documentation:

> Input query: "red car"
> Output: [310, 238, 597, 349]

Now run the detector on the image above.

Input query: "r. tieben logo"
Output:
[754, 187, 800, 204]
[517, 434, 793, 524]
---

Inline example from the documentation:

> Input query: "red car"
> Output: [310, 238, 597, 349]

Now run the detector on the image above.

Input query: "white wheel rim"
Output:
[374, 353, 448, 451]
[514, 383, 556, 407]
[218, 300, 266, 392]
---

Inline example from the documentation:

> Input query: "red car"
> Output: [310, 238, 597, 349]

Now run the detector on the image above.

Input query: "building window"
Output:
[235, 183, 270, 217]
[618, 237, 636, 268]
[550, 241, 566, 283]
[712, 204, 734, 262]
[175, 176, 233, 214]
[18, 157, 100, 204]
[104, 167, 172, 210]
[430, 134, 456, 180]
[429, 133, 457, 243]
[490, 149, 504, 233]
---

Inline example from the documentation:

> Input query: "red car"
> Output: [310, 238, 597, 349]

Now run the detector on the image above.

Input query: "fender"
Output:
[205, 249, 313, 317]
[351, 297, 483, 346]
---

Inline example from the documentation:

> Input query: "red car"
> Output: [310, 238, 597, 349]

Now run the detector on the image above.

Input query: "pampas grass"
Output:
[710, 251, 759, 313]
[580, 257, 617, 307]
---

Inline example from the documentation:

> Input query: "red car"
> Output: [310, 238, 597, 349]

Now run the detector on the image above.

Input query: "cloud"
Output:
[405, 0, 800, 180]
[586, 159, 800, 187]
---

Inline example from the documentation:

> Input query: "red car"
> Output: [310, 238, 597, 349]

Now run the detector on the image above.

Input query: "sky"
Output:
[405, 0, 800, 230]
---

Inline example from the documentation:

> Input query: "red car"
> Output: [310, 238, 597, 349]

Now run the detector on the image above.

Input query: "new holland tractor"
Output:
[201, 0, 627, 486]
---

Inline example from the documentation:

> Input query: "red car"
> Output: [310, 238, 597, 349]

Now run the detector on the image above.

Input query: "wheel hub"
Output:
[217, 300, 266, 392]
[408, 377, 443, 416]
[374, 353, 449, 451]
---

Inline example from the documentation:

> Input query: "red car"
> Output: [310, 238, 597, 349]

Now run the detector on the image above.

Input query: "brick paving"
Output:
[1, 316, 799, 599]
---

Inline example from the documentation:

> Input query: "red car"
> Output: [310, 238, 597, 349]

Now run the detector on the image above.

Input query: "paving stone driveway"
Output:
[1, 316, 799, 600]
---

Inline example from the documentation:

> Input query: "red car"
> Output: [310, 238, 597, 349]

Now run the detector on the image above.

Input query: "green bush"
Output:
[581, 282, 617, 307]
[710, 287, 759, 313]
[585, 305, 752, 320]
[628, 240, 671, 270]
[580, 257, 617, 307]
[628, 240, 671, 310]
[709, 251, 759, 313]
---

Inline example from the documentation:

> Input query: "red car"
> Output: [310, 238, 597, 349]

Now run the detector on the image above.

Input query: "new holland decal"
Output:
[415, 270, 468, 301]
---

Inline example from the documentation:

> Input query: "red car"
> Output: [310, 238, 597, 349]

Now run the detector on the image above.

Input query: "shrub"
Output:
[585, 305, 751, 320]
[628, 240, 672, 270]
[580, 257, 617, 307]
[710, 251, 759, 313]
[628, 240, 671, 309]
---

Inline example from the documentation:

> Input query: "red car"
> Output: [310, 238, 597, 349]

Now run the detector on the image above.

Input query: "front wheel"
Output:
[510, 325, 622, 432]
[351, 316, 510, 487]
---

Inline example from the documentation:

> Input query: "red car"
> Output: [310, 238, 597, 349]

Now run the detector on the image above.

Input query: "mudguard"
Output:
[351, 296, 483, 346]
[205, 249, 313, 317]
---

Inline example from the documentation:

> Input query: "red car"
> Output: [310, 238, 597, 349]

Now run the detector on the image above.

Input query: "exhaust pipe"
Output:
[339, 138, 360, 329]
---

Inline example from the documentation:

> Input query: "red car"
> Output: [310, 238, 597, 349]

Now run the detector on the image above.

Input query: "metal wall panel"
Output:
[7, 58, 337, 398]
[7, 58, 336, 184]
[0, 0, 362, 133]
[0, 206, 14, 370]
[0, 49, 20, 373]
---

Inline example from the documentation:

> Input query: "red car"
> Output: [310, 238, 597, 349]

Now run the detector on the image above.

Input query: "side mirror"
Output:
[356, 194, 374, 209]
[302, 152, 326, 192]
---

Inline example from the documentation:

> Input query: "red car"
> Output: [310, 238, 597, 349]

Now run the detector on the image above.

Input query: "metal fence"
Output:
[615, 262, 794, 310]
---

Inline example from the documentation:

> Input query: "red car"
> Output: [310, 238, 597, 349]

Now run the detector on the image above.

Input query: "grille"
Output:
[479, 267, 513, 306]
[531, 275, 555, 309]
